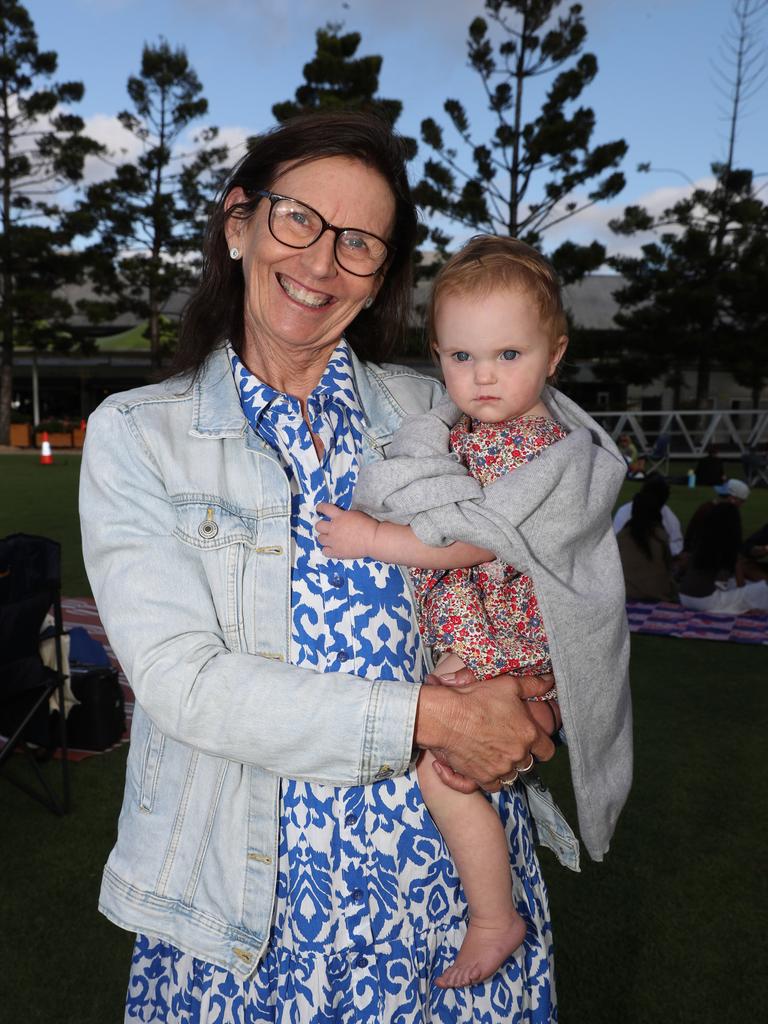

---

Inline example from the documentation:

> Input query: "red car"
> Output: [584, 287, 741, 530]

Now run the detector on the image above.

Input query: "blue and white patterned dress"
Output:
[126, 341, 556, 1023]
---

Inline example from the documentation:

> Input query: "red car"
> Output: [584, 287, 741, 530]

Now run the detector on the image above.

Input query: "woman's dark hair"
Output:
[691, 503, 741, 574]
[171, 112, 418, 376]
[628, 486, 666, 560]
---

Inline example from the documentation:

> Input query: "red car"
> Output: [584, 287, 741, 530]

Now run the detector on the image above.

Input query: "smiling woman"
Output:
[79, 113, 580, 1024]
[223, 156, 395, 401]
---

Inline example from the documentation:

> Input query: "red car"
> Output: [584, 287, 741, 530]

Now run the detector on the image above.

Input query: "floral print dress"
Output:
[124, 344, 556, 1024]
[413, 415, 567, 682]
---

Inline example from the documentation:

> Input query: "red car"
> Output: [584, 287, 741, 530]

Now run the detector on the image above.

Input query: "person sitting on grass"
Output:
[616, 488, 679, 603]
[679, 502, 768, 614]
[613, 473, 683, 559]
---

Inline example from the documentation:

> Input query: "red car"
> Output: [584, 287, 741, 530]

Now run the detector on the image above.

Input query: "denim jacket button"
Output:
[374, 765, 393, 781]
[198, 520, 218, 539]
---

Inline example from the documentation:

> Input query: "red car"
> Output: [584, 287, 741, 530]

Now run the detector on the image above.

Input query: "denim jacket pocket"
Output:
[139, 720, 165, 812]
[172, 496, 261, 654]
[172, 496, 257, 549]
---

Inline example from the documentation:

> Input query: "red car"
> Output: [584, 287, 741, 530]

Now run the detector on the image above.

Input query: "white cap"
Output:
[714, 478, 750, 501]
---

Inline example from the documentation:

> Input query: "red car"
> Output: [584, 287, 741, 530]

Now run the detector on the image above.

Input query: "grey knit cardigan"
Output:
[353, 387, 633, 861]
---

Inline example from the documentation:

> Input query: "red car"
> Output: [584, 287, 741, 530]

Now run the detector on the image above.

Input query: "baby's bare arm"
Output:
[316, 503, 493, 567]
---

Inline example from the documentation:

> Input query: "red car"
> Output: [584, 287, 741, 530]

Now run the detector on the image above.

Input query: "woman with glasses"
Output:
[80, 112, 626, 1023]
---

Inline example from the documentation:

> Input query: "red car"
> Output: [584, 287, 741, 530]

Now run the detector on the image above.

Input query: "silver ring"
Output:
[517, 754, 535, 773]
[498, 771, 519, 786]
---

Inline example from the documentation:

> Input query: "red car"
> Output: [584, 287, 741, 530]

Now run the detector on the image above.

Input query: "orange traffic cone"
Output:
[39, 431, 53, 465]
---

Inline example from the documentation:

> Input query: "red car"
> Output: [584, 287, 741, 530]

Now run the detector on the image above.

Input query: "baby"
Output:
[317, 236, 572, 988]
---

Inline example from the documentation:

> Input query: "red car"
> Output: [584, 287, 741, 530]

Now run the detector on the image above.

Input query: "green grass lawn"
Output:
[2, 452, 767, 597]
[1, 454, 767, 1021]
[1, 634, 765, 1022]
[1, 454, 90, 595]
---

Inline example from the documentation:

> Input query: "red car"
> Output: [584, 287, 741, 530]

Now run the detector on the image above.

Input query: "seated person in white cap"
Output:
[683, 478, 750, 555]
[679, 483, 768, 613]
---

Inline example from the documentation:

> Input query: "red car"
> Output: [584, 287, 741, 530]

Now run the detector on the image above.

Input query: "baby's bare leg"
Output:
[432, 650, 467, 676]
[418, 749, 527, 988]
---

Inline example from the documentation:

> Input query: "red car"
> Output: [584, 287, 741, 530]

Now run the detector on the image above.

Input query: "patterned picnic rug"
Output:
[627, 600, 768, 644]
[53, 596, 765, 760]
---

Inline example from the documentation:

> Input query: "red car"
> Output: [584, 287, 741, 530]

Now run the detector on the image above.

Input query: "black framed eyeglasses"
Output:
[254, 189, 393, 277]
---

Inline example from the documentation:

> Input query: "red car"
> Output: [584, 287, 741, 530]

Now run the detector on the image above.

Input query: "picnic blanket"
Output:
[61, 597, 134, 758]
[627, 600, 768, 644]
[50, 596, 765, 761]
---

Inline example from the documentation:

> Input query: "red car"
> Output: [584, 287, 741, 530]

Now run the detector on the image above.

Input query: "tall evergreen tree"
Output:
[414, 0, 626, 280]
[272, 21, 409, 139]
[72, 39, 228, 368]
[609, 0, 767, 406]
[0, 0, 102, 443]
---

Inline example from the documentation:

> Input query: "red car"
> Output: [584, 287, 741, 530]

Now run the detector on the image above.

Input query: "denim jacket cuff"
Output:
[361, 677, 421, 784]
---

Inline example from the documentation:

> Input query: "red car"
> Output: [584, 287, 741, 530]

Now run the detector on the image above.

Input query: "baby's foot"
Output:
[435, 912, 527, 989]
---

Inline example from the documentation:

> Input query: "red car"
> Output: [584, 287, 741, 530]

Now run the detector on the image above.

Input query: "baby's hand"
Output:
[316, 502, 379, 560]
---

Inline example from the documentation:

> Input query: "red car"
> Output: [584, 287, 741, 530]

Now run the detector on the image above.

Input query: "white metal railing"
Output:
[589, 408, 768, 483]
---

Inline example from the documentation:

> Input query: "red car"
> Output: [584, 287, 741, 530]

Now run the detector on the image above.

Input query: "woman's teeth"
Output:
[278, 275, 332, 308]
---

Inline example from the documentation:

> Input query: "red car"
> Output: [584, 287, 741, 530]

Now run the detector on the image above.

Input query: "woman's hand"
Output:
[414, 670, 556, 792]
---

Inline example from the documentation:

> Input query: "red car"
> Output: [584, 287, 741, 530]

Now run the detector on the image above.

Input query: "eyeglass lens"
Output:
[269, 198, 387, 274]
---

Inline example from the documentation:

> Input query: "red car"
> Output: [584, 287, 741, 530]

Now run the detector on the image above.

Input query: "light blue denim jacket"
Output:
[79, 344, 578, 978]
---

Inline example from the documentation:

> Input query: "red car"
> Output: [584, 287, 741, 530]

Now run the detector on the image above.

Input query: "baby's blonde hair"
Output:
[427, 235, 568, 355]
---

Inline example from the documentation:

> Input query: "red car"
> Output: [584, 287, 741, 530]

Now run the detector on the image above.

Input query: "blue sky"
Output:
[28, 0, 768, 256]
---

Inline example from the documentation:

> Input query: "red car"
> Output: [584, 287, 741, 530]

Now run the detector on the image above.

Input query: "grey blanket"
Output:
[353, 387, 632, 861]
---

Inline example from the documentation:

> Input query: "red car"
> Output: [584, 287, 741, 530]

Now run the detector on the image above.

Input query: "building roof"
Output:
[562, 274, 624, 331]
[413, 272, 624, 331]
[60, 272, 625, 340]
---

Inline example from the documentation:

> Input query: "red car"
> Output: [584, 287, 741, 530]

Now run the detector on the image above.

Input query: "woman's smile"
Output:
[276, 272, 335, 309]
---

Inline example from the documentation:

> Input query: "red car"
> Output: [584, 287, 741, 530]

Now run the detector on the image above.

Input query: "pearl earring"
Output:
[229, 247, 240, 260]
[364, 296, 374, 309]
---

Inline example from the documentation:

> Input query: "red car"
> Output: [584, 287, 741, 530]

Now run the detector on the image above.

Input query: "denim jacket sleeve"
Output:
[79, 401, 419, 786]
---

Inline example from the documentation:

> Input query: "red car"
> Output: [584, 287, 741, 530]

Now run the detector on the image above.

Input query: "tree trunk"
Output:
[695, 349, 711, 407]
[0, 355, 11, 446]
[149, 304, 160, 369]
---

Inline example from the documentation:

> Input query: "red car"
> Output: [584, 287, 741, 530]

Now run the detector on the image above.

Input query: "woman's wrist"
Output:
[413, 682, 463, 752]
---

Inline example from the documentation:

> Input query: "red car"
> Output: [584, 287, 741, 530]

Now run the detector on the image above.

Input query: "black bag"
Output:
[65, 664, 125, 751]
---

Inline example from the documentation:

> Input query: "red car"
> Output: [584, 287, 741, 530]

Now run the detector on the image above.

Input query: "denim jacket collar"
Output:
[190, 343, 408, 449]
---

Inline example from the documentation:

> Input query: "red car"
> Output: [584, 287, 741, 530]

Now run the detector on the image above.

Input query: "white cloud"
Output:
[540, 175, 715, 260]
[80, 114, 144, 184]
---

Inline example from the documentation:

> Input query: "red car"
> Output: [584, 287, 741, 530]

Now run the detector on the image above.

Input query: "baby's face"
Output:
[434, 286, 567, 424]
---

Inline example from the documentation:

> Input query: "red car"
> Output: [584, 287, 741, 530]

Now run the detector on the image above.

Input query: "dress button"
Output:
[355, 955, 368, 968]
[330, 573, 344, 588]
[344, 813, 357, 826]
[351, 888, 363, 904]
[338, 650, 349, 662]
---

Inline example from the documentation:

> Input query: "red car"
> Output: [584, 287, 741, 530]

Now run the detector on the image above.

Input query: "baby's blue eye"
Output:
[454, 352, 471, 362]
[501, 350, 519, 361]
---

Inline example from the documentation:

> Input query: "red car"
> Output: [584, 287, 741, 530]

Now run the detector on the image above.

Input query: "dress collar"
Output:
[228, 339, 364, 427]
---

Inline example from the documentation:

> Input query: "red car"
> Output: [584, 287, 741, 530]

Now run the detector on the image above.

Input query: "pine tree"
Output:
[271, 21, 409, 140]
[72, 39, 228, 368]
[0, 0, 102, 443]
[414, 0, 626, 280]
[609, 0, 768, 406]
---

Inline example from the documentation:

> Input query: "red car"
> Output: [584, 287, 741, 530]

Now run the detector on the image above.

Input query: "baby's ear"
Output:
[548, 335, 569, 376]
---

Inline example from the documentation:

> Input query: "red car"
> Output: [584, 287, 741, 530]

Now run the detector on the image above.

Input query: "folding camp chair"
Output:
[0, 534, 70, 814]
[645, 432, 671, 477]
